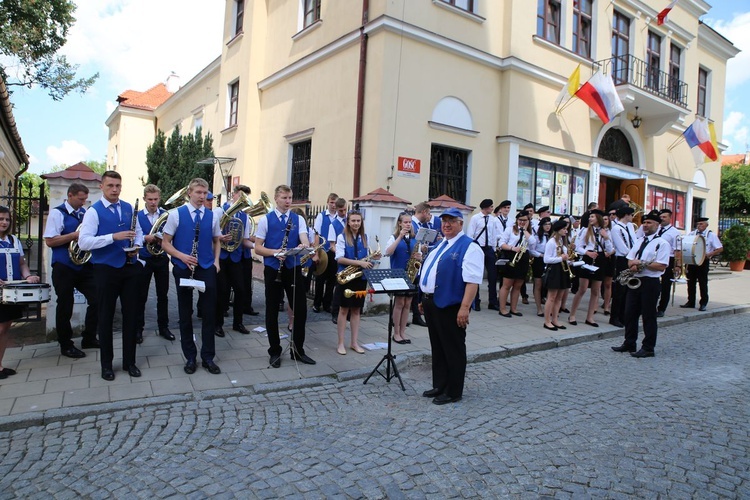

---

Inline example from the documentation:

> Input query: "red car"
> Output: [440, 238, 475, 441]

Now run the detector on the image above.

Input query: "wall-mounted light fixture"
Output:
[631, 107, 642, 129]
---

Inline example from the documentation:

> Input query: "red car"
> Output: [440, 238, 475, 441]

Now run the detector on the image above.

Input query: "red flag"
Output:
[657, 0, 678, 26]
[575, 72, 624, 124]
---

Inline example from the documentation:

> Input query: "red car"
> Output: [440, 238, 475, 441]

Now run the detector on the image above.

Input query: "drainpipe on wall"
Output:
[352, 0, 369, 199]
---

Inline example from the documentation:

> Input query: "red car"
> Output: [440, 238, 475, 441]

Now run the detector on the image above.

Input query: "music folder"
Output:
[415, 228, 438, 245]
[180, 278, 206, 292]
[364, 268, 416, 294]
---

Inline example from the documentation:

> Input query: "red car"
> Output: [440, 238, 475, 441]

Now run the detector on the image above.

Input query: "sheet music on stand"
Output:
[364, 268, 416, 294]
[415, 228, 438, 246]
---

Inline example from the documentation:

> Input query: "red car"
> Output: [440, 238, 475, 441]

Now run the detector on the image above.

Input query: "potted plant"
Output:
[720, 224, 750, 272]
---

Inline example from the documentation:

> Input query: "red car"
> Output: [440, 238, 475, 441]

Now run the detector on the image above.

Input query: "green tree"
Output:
[0, 0, 98, 100]
[13, 172, 45, 231]
[145, 126, 214, 204]
[720, 163, 750, 213]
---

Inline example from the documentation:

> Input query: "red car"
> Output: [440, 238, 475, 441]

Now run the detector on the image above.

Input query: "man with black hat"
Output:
[655, 209, 680, 316]
[611, 211, 670, 358]
[609, 206, 636, 328]
[468, 199, 500, 310]
[531, 206, 551, 233]
[493, 200, 512, 287]
[681, 217, 722, 311]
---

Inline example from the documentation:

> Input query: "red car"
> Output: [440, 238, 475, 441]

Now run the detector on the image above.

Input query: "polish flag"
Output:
[683, 117, 718, 162]
[575, 71, 624, 124]
[657, 0, 678, 26]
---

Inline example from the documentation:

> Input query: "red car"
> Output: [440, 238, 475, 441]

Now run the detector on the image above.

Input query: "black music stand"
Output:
[362, 268, 416, 391]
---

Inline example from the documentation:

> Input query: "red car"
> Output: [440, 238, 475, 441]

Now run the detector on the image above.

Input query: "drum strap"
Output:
[0, 239, 19, 280]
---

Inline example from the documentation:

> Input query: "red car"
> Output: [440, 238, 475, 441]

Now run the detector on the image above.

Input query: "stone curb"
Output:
[1, 305, 747, 432]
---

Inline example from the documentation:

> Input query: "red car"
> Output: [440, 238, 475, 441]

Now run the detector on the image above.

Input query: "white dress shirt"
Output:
[78, 197, 143, 251]
[43, 201, 84, 238]
[468, 212, 501, 247]
[254, 208, 309, 242]
[626, 234, 671, 278]
[610, 220, 636, 257]
[162, 203, 221, 238]
[656, 224, 680, 257]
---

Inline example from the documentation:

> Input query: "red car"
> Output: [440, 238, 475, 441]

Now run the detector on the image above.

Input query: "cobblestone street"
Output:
[0, 313, 747, 498]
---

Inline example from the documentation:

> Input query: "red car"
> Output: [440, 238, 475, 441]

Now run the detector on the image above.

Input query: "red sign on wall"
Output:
[397, 157, 421, 178]
[232, 176, 240, 187]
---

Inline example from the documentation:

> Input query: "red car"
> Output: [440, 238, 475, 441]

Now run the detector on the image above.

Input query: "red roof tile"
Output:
[427, 195, 475, 212]
[721, 153, 748, 166]
[41, 162, 102, 182]
[116, 83, 173, 111]
[352, 187, 411, 204]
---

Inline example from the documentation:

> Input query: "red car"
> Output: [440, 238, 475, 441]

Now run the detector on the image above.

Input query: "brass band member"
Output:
[136, 184, 174, 342]
[254, 185, 314, 368]
[78, 171, 142, 381]
[609, 206, 636, 328]
[328, 198, 347, 324]
[43, 183, 99, 358]
[384, 211, 421, 345]
[468, 199, 500, 311]
[611, 212, 670, 357]
[0, 206, 41, 379]
[498, 211, 534, 317]
[542, 218, 572, 330]
[655, 208, 680, 317]
[410, 201, 440, 327]
[529, 217, 552, 317]
[681, 217, 723, 312]
[160, 178, 222, 375]
[312, 193, 339, 314]
[568, 209, 612, 327]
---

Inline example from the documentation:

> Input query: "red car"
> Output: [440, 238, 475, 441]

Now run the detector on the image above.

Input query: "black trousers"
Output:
[241, 256, 254, 312]
[474, 246, 499, 307]
[93, 263, 141, 369]
[173, 265, 216, 362]
[313, 250, 337, 310]
[623, 276, 661, 351]
[217, 257, 244, 327]
[685, 260, 710, 307]
[657, 257, 675, 312]
[263, 265, 307, 357]
[51, 262, 98, 349]
[610, 256, 629, 324]
[137, 254, 170, 331]
[423, 296, 467, 398]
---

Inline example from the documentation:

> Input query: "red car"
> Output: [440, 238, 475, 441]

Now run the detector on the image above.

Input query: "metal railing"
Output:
[595, 54, 688, 108]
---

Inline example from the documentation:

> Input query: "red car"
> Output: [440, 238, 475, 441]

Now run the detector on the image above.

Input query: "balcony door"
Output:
[611, 11, 630, 84]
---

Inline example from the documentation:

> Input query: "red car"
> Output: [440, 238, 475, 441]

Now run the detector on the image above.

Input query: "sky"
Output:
[5, 1, 750, 175]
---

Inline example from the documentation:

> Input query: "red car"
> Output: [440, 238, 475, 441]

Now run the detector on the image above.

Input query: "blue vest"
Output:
[171, 205, 215, 270]
[337, 234, 369, 273]
[51, 203, 84, 270]
[263, 212, 302, 270]
[0, 237, 22, 280]
[319, 212, 335, 251]
[332, 218, 344, 240]
[90, 200, 133, 268]
[389, 236, 412, 271]
[137, 209, 164, 260]
[433, 234, 476, 308]
[219, 202, 248, 263]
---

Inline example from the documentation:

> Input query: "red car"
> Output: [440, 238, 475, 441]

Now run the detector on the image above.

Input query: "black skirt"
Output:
[337, 278, 367, 309]
[581, 252, 607, 281]
[0, 304, 23, 323]
[545, 263, 571, 290]
[531, 256, 546, 279]
[504, 252, 530, 281]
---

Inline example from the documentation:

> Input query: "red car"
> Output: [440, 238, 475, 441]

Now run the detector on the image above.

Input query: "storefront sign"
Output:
[397, 157, 421, 178]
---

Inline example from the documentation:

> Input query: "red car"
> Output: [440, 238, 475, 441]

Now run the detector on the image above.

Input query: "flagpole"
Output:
[667, 135, 685, 151]
[556, 96, 579, 115]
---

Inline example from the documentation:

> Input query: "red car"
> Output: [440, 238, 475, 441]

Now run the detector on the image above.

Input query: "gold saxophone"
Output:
[220, 192, 252, 252]
[336, 236, 381, 285]
[405, 237, 423, 283]
[146, 186, 189, 256]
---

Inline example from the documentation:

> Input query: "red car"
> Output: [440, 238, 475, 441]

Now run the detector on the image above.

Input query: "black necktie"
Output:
[636, 237, 650, 259]
[483, 216, 488, 246]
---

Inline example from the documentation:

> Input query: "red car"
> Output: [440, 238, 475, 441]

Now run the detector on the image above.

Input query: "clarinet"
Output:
[275, 215, 294, 283]
[189, 217, 200, 280]
[126, 199, 139, 264]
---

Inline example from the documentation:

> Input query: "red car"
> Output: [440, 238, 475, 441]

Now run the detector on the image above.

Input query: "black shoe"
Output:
[101, 368, 115, 381]
[611, 344, 636, 353]
[233, 324, 250, 334]
[411, 317, 428, 327]
[269, 355, 281, 368]
[631, 349, 655, 358]
[81, 338, 100, 349]
[290, 353, 316, 365]
[487, 304, 500, 311]
[680, 303, 695, 309]
[392, 337, 409, 345]
[136, 329, 144, 345]
[559, 308, 570, 314]
[61, 346, 86, 359]
[699, 305, 707, 311]
[159, 328, 176, 341]
[585, 320, 599, 328]
[202, 360, 221, 374]
[124, 364, 141, 377]
[422, 388, 442, 398]
[184, 359, 197, 374]
[609, 320, 625, 328]
[215, 327, 225, 338]
[245, 308, 260, 316]
[312, 305, 321, 313]
[499, 311, 512, 318]
[543, 324, 558, 331]
[522, 297, 530, 305]
[656, 310, 665, 318]
[0, 368, 16, 376]
[433, 394, 461, 405]
[510, 311, 523, 317]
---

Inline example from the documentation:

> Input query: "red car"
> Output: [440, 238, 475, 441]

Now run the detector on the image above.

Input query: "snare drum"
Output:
[681, 234, 706, 266]
[0, 283, 51, 304]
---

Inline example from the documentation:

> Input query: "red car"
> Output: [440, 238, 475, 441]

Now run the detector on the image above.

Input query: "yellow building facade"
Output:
[106, 0, 738, 231]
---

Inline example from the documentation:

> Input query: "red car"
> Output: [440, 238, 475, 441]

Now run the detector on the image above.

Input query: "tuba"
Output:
[69, 223, 91, 265]
[146, 186, 189, 256]
[242, 191, 272, 235]
[336, 236, 381, 285]
[220, 192, 253, 252]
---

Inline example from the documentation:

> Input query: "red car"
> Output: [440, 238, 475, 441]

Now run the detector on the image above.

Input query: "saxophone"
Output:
[405, 236, 423, 283]
[615, 257, 655, 289]
[336, 236, 381, 285]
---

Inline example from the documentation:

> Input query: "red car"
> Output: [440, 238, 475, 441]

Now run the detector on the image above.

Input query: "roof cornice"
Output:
[0, 77, 29, 165]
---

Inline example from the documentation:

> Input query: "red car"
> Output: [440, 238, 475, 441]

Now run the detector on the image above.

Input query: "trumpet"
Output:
[559, 244, 574, 279]
[509, 235, 529, 267]
[336, 236, 381, 285]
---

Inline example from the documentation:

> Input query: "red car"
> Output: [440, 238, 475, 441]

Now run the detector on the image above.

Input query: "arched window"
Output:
[597, 128, 634, 166]
[431, 97, 473, 131]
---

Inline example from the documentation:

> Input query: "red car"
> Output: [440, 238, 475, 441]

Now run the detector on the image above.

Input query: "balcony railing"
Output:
[595, 55, 688, 108]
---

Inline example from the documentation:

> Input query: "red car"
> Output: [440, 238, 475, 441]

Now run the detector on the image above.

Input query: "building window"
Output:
[291, 140, 311, 202]
[429, 144, 469, 203]
[440, 0, 475, 12]
[669, 43, 681, 101]
[573, 0, 592, 58]
[612, 11, 630, 85]
[646, 31, 662, 91]
[647, 186, 686, 229]
[518, 157, 589, 217]
[303, 0, 321, 28]
[598, 128, 634, 167]
[697, 67, 708, 117]
[228, 81, 239, 127]
[234, 0, 244, 35]
[537, 0, 561, 44]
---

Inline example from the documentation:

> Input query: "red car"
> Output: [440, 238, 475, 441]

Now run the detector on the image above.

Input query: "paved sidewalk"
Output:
[1, 268, 748, 426]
